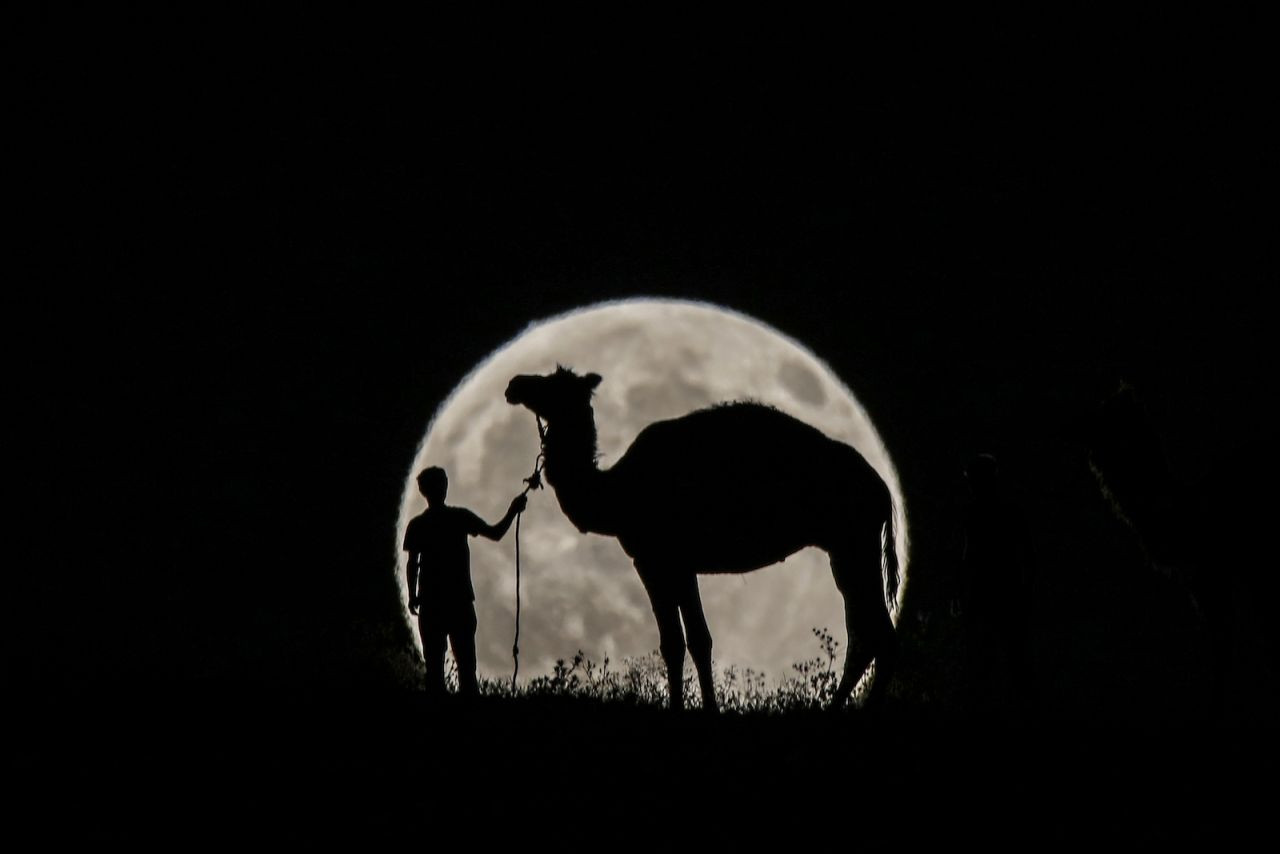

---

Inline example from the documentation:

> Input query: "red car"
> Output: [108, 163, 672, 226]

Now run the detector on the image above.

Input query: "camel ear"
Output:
[583, 373, 602, 391]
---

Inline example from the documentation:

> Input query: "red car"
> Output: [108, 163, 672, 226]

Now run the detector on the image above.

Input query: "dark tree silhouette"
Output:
[956, 452, 1037, 720]
[505, 367, 899, 712]
[1088, 383, 1246, 717]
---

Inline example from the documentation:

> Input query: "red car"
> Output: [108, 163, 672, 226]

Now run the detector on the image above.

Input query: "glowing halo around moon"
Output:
[396, 298, 908, 687]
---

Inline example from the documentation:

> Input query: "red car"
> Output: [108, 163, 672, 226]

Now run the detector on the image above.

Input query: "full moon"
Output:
[397, 299, 908, 687]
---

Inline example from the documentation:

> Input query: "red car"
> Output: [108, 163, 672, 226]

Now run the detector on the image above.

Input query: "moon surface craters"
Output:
[398, 299, 906, 685]
[779, 359, 827, 407]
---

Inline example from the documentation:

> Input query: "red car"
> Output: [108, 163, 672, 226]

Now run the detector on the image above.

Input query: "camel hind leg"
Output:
[829, 538, 898, 711]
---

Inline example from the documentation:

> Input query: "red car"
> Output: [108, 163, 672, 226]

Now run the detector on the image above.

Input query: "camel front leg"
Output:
[640, 569, 687, 711]
[655, 600, 687, 712]
[678, 574, 719, 713]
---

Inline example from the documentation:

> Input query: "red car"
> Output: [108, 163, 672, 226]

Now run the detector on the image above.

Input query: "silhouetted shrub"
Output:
[466, 627, 871, 714]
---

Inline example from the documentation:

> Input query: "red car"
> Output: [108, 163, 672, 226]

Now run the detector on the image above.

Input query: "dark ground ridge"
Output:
[12, 689, 1273, 843]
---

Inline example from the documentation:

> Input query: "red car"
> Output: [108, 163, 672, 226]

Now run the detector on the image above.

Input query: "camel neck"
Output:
[543, 407, 601, 480]
[542, 406, 613, 534]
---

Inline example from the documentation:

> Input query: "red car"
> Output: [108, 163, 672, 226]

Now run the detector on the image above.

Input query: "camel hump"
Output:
[613, 402, 880, 496]
[609, 403, 884, 571]
[623, 402, 840, 458]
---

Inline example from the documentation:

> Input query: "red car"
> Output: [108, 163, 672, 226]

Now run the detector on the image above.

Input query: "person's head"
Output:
[417, 466, 448, 505]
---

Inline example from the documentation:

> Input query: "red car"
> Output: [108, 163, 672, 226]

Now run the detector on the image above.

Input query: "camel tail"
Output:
[881, 490, 900, 615]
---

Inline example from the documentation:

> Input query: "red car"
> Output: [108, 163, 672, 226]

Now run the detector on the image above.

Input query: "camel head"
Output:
[505, 366, 602, 422]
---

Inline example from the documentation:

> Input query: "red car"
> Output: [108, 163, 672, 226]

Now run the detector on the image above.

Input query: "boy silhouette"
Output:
[404, 466, 526, 697]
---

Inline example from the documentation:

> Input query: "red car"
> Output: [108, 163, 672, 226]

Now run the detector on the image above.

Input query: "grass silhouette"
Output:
[439, 626, 873, 713]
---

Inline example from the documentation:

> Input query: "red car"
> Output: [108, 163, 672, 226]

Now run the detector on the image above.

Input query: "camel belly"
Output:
[615, 493, 829, 573]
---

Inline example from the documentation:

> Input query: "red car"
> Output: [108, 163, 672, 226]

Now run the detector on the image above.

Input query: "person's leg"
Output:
[449, 603, 480, 697]
[419, 608, 448, 697]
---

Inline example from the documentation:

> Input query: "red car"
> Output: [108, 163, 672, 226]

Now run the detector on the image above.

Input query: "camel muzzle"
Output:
[505, 376, 537, 406]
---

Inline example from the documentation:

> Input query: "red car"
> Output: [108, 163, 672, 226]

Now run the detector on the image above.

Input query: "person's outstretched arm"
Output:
[476, 494, 528, 541]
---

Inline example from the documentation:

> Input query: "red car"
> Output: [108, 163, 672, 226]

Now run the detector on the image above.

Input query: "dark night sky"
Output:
[19, 15, 1272, 720]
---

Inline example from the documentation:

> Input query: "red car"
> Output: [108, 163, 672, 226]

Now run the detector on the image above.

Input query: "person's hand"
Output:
[510, 494, 528, 514]
[409, 598, 420, 616]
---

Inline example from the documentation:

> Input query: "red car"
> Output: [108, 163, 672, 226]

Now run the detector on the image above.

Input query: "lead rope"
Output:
[512, 415, 546, 692]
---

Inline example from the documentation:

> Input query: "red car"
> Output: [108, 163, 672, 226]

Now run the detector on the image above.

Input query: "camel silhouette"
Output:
[505, 367, 900, 712]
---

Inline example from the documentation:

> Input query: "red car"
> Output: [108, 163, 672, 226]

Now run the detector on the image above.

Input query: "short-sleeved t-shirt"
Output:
[403, 505, 486, 603]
